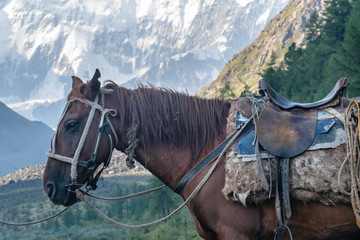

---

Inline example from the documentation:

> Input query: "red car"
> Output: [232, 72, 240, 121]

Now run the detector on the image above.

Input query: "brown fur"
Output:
[103, 82, 230, 160]
[44, 70, 360, 239]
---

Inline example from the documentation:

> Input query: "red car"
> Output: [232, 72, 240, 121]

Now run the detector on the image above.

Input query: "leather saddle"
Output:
[236, 78, 349, 230]
[237, 78, 348, 158]
[256, 102, 317, 157]
[258, 77, 348, 110]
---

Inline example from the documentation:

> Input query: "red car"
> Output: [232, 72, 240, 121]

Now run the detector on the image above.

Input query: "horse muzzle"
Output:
[44, 181, 78, 206]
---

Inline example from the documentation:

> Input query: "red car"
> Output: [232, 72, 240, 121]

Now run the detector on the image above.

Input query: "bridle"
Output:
[46, 88, 118, 191]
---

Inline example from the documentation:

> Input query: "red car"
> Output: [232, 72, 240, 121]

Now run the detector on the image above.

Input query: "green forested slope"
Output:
[197, 0, 324, 98]
[261, 0, 360, 101]
[0, 176, 201, 240]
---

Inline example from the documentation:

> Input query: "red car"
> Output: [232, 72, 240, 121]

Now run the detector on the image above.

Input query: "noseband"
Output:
[46, 88, 118, 191]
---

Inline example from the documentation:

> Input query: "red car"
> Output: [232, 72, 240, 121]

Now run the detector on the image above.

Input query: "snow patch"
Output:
[8, 99, 59, 121]
[191, 44, 223, 61]
[60, 27, 95, 73]
[136, 0, 153, 18]
[256, 7, 271, 25]
[137, 35, 158, 52]
[235, 0, 254, 7]
[0, 95, 22, 105]
[0, 9, 12, 62]
[30, 70, 65, 101]
[0, 0, 290, 128]
[183, 1, 200, 30]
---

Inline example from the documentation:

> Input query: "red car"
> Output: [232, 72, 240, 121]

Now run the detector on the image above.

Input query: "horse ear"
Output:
[71, 76, 83, 89]
[88, 69, 101, 92]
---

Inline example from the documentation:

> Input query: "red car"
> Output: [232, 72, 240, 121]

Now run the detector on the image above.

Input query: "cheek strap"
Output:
[46, 89, 118, 190]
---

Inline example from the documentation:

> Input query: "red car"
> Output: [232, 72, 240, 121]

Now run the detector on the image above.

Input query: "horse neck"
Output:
[133, 129, 228, 191]
[135, 143, 194, 189]
[109, 86, 229, 190]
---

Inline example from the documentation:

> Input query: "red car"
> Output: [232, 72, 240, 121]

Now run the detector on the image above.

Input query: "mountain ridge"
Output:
[0, 101, 54, 176]
[197, 0, 325, 98]
[0, 0, 289, 128]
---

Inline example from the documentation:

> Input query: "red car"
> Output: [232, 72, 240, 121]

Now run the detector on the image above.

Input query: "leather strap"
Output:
[87, 122, 114, 190]
[275, 157, 292, 240]
[174, 121, 255, 195]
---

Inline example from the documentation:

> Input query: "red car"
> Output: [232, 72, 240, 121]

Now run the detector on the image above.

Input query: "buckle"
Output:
[66, 182, 83, 192]
[86, 182, 97, 191]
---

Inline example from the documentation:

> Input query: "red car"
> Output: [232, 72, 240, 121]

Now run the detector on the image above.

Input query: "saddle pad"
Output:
[256, 102, 318, 158]
[224, 100, 350, 206]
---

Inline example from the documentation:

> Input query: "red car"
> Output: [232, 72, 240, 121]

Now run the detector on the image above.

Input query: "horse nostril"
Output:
[46, 182, 56, 200]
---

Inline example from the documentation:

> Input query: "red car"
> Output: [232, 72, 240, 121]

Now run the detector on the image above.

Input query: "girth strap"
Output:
[275, 157, 292, 240]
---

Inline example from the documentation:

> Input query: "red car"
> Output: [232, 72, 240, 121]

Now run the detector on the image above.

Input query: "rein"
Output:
[5, 86, 246, 228]
[0, 88, 118, 226]
[73, 117, 254, 228]
[46, 88, 118, 190]
[81, 185, 166, 200]
[44, 85, 254, 228]
[0, 207, 70, 226]
[0, 185, 166, 226]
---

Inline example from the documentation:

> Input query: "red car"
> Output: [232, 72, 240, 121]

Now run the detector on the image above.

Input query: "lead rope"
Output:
[82, 185, 166, 201]
[1, 93, 107, 227]
[75, 117, 254, 228]
[343, 99, 360, 227]
[0, 207, 70, 226]
[0, 185, 167, 227]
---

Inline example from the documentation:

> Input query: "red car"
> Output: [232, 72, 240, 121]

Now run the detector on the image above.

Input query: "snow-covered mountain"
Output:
[0, 0, 289, 128]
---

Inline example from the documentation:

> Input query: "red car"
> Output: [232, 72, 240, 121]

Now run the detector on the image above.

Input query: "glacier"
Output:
[0, 0, 289, 128]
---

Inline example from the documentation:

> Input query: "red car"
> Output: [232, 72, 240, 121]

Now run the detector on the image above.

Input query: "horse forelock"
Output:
[107, 82, 230, 159]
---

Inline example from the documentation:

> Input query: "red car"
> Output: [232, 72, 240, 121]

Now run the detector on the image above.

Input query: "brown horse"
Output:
[43, 70, 360, 239]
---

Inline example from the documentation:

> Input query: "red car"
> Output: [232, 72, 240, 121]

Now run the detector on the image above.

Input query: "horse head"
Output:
[43, 69, 118, 206]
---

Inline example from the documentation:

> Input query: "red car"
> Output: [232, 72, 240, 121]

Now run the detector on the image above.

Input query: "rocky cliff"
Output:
[197, 0, 324, 98]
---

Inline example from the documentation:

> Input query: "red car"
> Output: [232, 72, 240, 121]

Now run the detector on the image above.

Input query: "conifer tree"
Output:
[305, 11, 320, 41]
[335, 0, 360, 96]
[321, 0, 351, 44]
[262, 0, 355, 101]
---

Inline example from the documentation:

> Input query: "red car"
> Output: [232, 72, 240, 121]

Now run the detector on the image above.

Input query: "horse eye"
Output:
[65, 121, 79, 132]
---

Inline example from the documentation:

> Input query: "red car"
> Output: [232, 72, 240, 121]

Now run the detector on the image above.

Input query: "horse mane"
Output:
[105, 82, 230, 159]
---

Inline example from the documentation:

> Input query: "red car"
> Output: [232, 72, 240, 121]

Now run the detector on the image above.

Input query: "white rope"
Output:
[46, 90, 119, 183]
[71, 100, 98, 181]
[337, 154, 351, 195]
[75, 117, 253, 228]
[46, 153, 73, 164]
[82, 185, 166, 201]
[77, 189, 177, 228]
[251, 97, 269, 192]
[346, 100, 360, 225]
[50, 100, 74, 154]
[0, 207, 70, 226]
